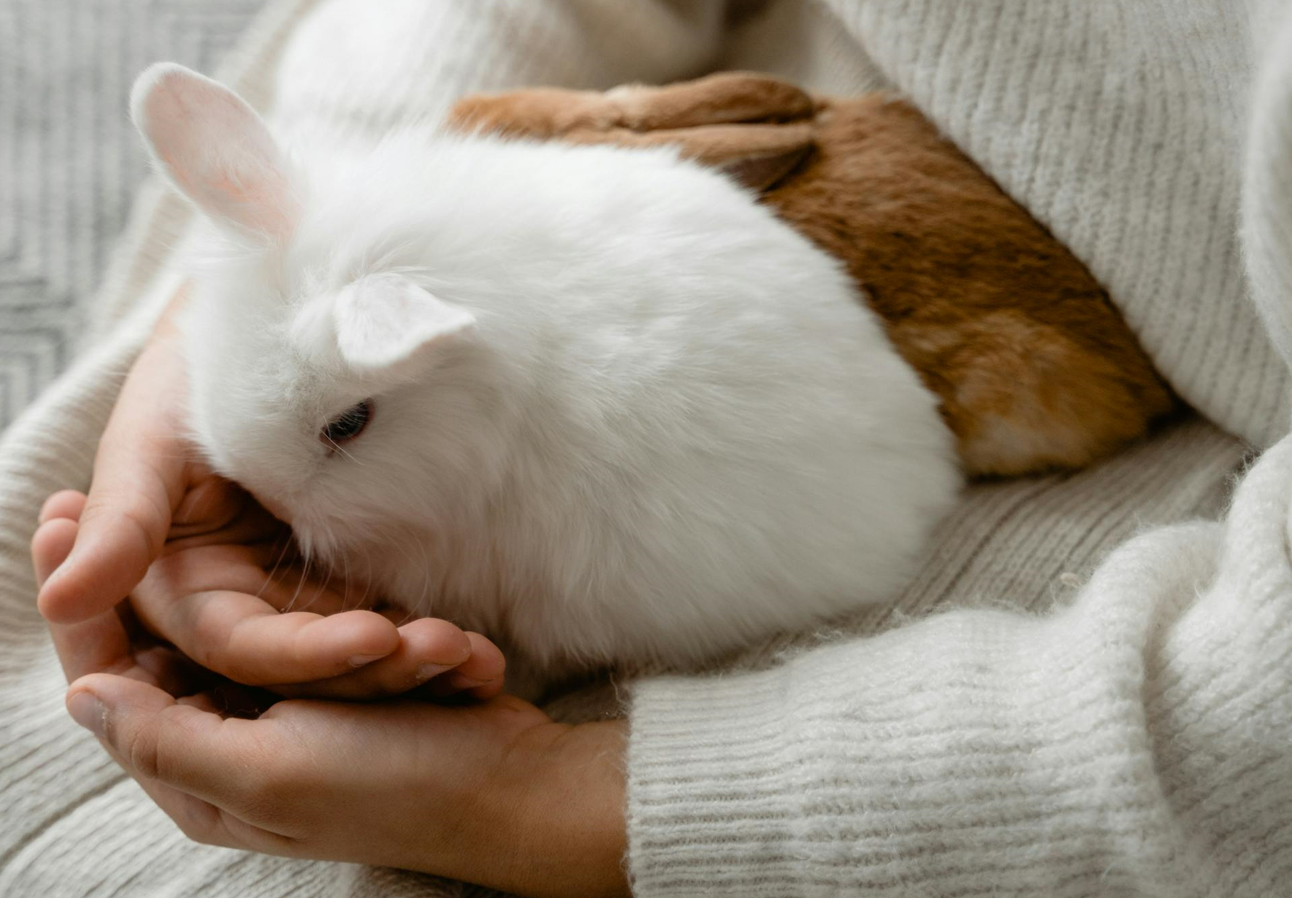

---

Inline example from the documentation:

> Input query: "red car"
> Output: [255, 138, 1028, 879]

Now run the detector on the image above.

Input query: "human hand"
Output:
[449, 71, 818, 191]
[37, 486, 505, 699]
[34, 506, 628, 898]
[35, 285, 503, 697]
[36, 285, 210, 625]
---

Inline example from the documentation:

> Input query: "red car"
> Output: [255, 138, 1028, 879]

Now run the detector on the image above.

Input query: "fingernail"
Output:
[67, 692, 106, 739]
[446, 673, 492, 691]
[414, 663, 451, 682]
[347, 653, 386, 668]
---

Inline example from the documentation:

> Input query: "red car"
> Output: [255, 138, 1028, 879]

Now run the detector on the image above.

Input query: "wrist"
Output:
[482, 717, 630, 898]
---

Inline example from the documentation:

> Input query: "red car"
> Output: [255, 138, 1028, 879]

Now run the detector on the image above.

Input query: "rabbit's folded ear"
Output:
[332, 273, 476, 375]
[131, 63, 297, 239]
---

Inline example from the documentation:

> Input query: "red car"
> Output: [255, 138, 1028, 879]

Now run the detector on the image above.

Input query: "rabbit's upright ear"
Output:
[331, 273, 476, 376]
[131, 63, 297, 239]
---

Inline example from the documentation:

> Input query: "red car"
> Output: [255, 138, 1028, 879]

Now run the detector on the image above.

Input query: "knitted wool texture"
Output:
[2, 1, 1291, 897]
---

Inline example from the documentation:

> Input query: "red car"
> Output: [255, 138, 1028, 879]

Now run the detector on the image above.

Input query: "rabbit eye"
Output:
[321, 399, 373, 446]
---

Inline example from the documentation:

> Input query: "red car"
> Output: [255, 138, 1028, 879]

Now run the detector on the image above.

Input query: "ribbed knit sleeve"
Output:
[804, 0, 1292, 448]
[627, 453, 1292, 896]
[1243, 4, 1292, 381]
[627, 9, 1292, 890]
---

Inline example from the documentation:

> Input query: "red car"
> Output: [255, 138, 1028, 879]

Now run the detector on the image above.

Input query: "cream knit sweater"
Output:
[2, 1, 1292, 896]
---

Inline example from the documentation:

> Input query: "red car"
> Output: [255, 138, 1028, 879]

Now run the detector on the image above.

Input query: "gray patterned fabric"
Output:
[0, 0, 266, 431]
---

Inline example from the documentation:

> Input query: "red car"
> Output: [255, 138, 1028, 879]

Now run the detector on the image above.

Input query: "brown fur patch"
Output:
[764, 94, 1174, 475]
[449, 76, 1176, 477]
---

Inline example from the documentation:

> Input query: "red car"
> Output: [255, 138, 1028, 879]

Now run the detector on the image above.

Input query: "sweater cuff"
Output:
[627, 664, 805, 893]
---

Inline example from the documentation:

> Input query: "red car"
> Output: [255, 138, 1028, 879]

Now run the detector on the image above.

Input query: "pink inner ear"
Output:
[138, 65, 297, 238]
[190, 168, 296, 237]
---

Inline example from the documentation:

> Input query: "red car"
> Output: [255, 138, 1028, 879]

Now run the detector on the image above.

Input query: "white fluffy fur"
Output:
[132, 63, 961, 678]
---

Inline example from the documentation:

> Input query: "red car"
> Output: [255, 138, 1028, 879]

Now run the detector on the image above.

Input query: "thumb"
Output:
[38, 329, 195, 623]
[38, 448, 183, 623]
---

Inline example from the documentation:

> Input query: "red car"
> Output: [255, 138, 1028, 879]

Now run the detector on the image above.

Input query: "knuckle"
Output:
[189, 595, 274, 675]
[122, 722, 162, 781]
[147, 706, 203, 783]
[213, 613, 277, 681]
[120, 501, 167, 555]
[80, 495, 167, 573]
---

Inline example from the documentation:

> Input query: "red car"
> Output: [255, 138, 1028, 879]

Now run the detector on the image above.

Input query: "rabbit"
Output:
[130, 63, 961, 682]
[451, 74, 1177, 478]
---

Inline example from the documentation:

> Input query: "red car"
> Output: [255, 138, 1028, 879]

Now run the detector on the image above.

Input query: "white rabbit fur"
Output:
[132, 63, 960, 679]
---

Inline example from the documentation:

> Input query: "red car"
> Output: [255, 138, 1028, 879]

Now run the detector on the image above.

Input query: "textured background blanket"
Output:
[3, 1, 1292, 896]
[0, 0, 265, 431]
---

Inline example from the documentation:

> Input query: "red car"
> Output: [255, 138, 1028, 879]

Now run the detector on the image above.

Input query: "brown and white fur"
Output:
[452, 73, 1176, 477]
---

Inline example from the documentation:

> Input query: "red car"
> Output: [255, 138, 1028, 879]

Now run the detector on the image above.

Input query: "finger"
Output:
[39, 489, 87, 525]
[68, 675, 312, 851]
[140, 543, 354, 619]
[66, 673, 267, 807]
[38, 337, 192, 624]
[94, 687, 252, 848]
[127, 768, 250, 851]
[131, 547, 397, 684]
[48, 601, 207, 692]
[66, 666, 290, 857]
[142, 543, 306, 600]
[158, 588, 399, 686]
[32, 516, 78, 585]
[370, 607, 507, 698]
[609, 71, 815, 130]
[99, 724, 289, 855]
[34, 516, 135, 682]
[270, 617, 472, 700]
[456, 631, 507, 699]
[39, 445, 184, 623]
[422, 630, 507, 700]
[38, 517, 195, 691]
[255, 558, 359, 616]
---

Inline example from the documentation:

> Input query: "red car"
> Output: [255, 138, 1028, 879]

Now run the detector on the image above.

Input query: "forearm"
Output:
[626, 523, 1227, 896]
